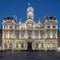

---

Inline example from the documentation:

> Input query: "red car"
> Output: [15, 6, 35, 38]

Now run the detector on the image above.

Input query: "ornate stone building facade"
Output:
[2, 6, 58, 51]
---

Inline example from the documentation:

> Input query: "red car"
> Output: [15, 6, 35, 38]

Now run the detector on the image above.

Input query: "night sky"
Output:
[0, 0, 60, 30]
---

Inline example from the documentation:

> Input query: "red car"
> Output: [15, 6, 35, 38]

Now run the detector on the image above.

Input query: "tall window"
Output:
[21, 43, 24, 48]
[40, 30, 44, 39]
[9, 30, 13, 38]
[52, 30, 56, 38]
[16, 43, 18, 48]
[28, 30, 32, 39]
[4, 43, 7, 49]
[35, 30, 39, 38]
[15, 25, 19, 29]
[4, 30, 8, 38]
[9, 25, 13, 29]
[9, 43, 12, 49]
[15, 30, 19, 39]
[47, 30, 50, 38]
[36, 43, 38, 48]
[21, 30, 25, 38]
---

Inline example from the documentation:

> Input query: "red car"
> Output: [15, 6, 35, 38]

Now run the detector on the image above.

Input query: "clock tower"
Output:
[27, 3, 34, 20]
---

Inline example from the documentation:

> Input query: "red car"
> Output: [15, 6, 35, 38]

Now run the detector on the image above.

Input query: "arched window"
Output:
[40, 30, 44, 39]
[9, 43, 12, 49]
[16, 43, 18, 48]
[21, 43, 24, 48]
[35, 43, 38, 48]
[52, 30, 56, 38]
[4, 43, 7, 48]
[28, 30, 32, 39]
[15, 30, 19, 39]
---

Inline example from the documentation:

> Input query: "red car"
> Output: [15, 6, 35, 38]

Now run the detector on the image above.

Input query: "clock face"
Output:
[28, 11, 33, 16]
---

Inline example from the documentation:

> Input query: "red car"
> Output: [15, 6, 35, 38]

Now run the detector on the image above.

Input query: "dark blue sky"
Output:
[0, 0, 60, 30]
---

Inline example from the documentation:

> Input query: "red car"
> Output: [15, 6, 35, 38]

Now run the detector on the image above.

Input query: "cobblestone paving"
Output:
[0, 51, 60, 60]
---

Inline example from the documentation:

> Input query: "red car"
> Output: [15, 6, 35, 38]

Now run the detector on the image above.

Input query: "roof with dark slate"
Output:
[4, 17, 14, 21]
[45, 16, 56, 20]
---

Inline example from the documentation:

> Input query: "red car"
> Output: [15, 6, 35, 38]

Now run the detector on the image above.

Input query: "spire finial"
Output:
[38, 18, 41, 24]
[20, 18, 21, 22]
[19, 18, 21, 24]
[13, 15, 17, 22]
[38, 18, 40, 22]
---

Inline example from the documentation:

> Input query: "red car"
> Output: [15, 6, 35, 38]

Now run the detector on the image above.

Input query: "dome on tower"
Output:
[27, 3, 34, 20]
[27, 7, 34, 12]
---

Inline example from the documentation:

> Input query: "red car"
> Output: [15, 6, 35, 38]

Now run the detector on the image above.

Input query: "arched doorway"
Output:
[27, 42, 32, 51]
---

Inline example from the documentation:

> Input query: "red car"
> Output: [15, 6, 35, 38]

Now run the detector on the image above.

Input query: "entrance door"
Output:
[27, 42, 32, 51]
